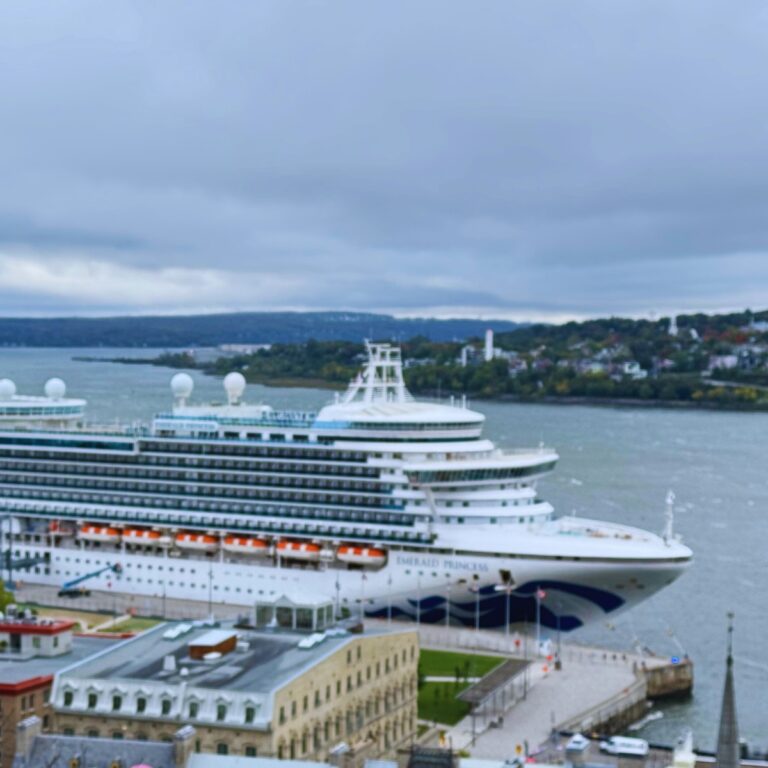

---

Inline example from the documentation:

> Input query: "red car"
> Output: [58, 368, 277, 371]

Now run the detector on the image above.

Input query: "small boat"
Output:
[49, 520, 74, 536]
[124, 528, 172, 547]
[277, 540, 321, 562]
[222, 535, 269, 556]
[79, 524, 121, 544]
[175, 532, 219, 552]
[336, 545, 387, 567]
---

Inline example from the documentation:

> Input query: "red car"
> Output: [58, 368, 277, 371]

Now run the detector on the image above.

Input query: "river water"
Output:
[0, 348, 764, 751]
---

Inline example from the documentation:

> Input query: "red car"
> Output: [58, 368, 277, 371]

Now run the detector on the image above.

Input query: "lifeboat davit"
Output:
[124, 528, 172, 547]
[175, 532, 219, 552]
[277, 540, 321, 562]
[79, 524, 121, 544]
[337, 546, 387, 567]
[222, 536, 269, 556]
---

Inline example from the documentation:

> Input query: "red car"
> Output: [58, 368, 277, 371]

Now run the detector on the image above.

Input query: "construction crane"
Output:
[58, 563, 122, 598]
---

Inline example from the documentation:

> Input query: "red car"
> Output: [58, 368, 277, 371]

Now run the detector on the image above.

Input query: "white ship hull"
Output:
[11, 538, 688, 632]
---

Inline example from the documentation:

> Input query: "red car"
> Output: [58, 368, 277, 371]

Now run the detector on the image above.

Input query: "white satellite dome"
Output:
[224, 371, 246, 404]
[44, 377, 66, 400]
[0, 378, 16, 400]
[171, 372, 194, 402]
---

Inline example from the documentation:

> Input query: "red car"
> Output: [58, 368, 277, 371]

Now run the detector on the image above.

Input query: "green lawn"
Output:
[419, 649, 504, 679]
[418, 682, 471, 725]
[99, 616, 162, 633]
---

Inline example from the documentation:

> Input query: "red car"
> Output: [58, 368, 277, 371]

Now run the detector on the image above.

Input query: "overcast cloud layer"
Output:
[1, 1, 768, 319]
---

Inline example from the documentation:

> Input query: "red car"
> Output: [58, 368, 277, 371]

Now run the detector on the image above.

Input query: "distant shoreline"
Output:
[73, 354, 768, 413]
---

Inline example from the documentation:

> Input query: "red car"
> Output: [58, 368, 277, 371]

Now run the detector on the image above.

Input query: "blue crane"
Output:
[58, 563, 122, 598]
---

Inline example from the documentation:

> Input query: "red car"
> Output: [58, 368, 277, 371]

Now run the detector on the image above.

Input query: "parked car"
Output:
[599, 736, 649, 757]
[566, 734, 591, 752]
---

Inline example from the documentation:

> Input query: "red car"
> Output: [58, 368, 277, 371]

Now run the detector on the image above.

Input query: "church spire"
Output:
[716, 612, 739, 768]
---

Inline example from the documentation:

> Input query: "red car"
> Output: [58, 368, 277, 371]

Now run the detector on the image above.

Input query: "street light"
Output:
[469, 574, 481, 635]
[534, 587, 546, 657]
[493, 579, 516, 643]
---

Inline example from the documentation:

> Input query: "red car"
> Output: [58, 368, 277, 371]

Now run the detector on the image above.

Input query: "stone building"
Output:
[0, 615, 117, 768]
[51, 611, 418, 763]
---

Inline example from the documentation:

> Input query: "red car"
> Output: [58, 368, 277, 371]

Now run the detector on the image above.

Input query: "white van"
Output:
[599, 737, 649, 757]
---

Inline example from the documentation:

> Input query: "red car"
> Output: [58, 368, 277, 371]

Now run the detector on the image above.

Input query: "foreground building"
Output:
[51, 602, 418, 762]
[0, 613, 117, 768]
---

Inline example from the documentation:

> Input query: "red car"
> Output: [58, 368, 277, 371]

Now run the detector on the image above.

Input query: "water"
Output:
[0, 348, 765, 751]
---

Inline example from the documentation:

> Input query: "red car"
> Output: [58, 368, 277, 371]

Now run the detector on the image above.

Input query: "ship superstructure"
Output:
[0, 345, 691, 632]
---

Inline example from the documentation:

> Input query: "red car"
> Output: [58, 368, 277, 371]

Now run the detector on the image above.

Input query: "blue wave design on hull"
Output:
[366, 580, 625, 632]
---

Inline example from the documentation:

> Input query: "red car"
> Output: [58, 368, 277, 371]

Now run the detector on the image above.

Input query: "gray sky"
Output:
[1, 0, 768, 320]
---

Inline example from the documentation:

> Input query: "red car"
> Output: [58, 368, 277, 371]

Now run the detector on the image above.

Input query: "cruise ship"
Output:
[0, 345, 691, 633]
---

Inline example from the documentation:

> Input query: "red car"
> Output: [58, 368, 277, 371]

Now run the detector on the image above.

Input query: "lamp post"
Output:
[493, 581, 516, 644]
[534, 587, 547, 657]
[469, 574, 481, 635]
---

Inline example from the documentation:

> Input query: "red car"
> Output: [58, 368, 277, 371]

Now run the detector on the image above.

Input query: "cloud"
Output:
[1, 0, 768, 318]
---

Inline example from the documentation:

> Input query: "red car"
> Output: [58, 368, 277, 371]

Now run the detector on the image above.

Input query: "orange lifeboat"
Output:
[175, 532, 219, 552]
[222, 536, 269, 556]
[79, 524, 121, 544]
[49, 520, 74, 537]
[124, 528, 172, 548]
[277, 540, 321, 562]
[337, 545, 387, 567]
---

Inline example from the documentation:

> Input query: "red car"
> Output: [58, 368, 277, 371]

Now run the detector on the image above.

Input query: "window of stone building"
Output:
[314, 691, 320, 707]
[301, 732, 308, 753]
[87, 693, 98, 709]
[356, 646, 361, 661]
[303, 695, 308, 712]
[346, 650, 352, 664]
[291, 701, 296, 718]
[112, 695, 122, 711]
[189, 701, 199, 718]
[162, 699, 172, 716]
[279, 705, 285, 724]
[21, 696, 26, 709]
[356, 671, 362, 687]
[112, 731, 124, 740]
[376, 661, 380, 677]
[63, 728, 74, 736]
[63, 691, 74, 706]
[43, 688, 50, 703]
[137, 697, 147, 713]
[245, 705, 256, 724]
[87, 729, 99, 738]
[217, 703, 227, 721]
[245, 746, 257, 756]
[366, 666, 371, 681]
[346, 676, 352, 692]
[216, 743, 229, 755]
[336, 681, 341, 696]
[32, 637, 41, 649]
[278, 744, 284, 759]
[325, 685, 330, 702]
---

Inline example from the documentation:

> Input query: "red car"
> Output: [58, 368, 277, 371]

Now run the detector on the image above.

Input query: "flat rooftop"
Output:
[61, 620, 413, 695]
[0, 635, 121, 686]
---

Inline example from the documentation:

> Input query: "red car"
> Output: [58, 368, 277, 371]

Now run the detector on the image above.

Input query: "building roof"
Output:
[14, 733, 176, 768]
[188, 758, 332, 768]
[55, 619, 414, 725]
[0, 618, 76, 635]
[0, 635, 119, 689]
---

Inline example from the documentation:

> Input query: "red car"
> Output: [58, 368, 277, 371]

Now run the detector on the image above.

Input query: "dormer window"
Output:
[245, 705, 256, 724]
[87, 692, 98, 709]
[112, 695, 122, 711]
[217, 703, 227, 721]
[189, 701, 199, 718]
[161, 699, 172, 716]
[137, 696, 147, 713]
[63, 691, 74, 706]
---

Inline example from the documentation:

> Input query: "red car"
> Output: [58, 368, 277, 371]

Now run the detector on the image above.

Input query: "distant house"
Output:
[621, 361, 648, 380]
[707, 354, 739, 373]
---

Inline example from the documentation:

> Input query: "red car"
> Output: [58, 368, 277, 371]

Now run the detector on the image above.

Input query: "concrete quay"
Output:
[368, 620, 692, 758]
